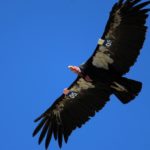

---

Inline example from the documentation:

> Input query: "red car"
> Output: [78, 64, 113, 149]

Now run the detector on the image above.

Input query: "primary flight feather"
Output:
[33, 0, 150, 149]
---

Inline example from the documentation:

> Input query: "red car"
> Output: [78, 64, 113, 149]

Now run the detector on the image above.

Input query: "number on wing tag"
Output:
[104, 39, 112, 47]
[67, 91, 78, 99]
[98, 39, 112, 48]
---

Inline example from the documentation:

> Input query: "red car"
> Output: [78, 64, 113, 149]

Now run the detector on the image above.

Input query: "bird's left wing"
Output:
[33, 77, 112, 149]
[86, 0, 150, 75]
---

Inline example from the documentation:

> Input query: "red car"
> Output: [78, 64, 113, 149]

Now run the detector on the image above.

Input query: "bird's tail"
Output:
[111, 77, 142, 104]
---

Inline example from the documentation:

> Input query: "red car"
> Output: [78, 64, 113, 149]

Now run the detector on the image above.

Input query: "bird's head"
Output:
[68, 65, 82, 75]
[68, 65, 93, 82]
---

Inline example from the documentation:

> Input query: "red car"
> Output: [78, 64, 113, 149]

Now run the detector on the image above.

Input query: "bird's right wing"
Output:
[33, 77, 112, 149]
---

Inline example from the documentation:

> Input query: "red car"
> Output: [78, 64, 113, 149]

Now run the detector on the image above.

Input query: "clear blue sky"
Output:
[0, 0, 150, 150]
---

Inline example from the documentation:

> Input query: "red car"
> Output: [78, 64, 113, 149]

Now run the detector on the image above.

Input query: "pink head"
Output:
[68, 65, 93, 82]
[68, 65, 81, 75]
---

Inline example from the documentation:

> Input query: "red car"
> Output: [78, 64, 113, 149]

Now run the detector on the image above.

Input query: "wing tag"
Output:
[67, 91, 78, 99]
[98, 39, 112, 48]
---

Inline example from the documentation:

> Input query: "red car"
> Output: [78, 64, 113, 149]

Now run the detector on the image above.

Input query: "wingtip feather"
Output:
[45, 123, 53, 149]
[38, 120, 49, 144]
[32, 118, 47, 137]
[34, 115, 43, 122]
[58, 126, 63, 148]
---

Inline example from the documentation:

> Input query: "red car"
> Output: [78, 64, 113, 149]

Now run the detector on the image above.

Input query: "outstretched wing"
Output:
[91, 0, 150, 75]
[33, 77, 112, 149]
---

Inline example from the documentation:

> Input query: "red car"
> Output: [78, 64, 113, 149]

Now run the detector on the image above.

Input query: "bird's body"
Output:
[33, 0, 150, 149]
[79, 62, 119, 82]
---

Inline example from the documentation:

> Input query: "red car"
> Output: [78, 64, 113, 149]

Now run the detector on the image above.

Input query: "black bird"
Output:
[33, 0, 150, 149]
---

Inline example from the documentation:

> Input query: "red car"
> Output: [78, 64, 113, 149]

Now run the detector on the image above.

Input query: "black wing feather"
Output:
[38, 120, 49, 144]
[45, 122, 52, 149]
[33, 117, 47, 137]
[105, 0, 150, 74]
[33, 77, 112, 149]
[58, 126, 63, 148]
[52, 120, 58, 140]
[132, 1, 150, 10]
[33, 0, 150, 149]
[91, 0, 150, 75]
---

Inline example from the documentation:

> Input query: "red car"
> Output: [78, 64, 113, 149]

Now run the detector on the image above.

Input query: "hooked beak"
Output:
[68, 65, 81, 74]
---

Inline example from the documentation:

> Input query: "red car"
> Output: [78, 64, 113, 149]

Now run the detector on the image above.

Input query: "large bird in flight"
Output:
[33, 0, 150, 149]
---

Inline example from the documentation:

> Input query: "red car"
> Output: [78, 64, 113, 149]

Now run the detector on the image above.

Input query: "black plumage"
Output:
[33, 0, 150, 149]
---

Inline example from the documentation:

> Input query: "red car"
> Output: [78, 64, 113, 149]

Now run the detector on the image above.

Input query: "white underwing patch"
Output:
[77, 78, 95, 89]
[92, 46, 114, 69]
[70, 78, 95, 92]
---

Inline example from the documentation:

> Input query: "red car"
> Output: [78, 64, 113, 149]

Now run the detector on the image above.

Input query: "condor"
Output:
[33, 0, 150, 149]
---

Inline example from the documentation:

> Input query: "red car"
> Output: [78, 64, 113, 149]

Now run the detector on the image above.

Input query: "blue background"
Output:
[0, 0, 150, 150]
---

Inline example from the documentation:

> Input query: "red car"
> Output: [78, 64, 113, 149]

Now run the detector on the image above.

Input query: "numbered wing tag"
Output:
[98, 39, 112, 48]
[104, 39, 112, 47]
[67, 91, 78, 99]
